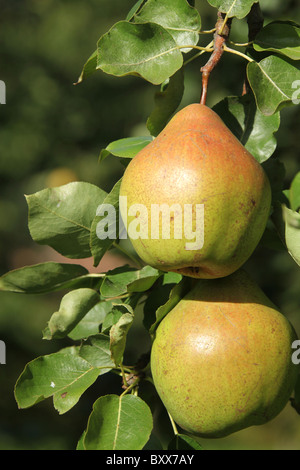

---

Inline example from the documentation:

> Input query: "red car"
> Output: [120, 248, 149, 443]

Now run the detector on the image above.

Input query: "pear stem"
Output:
[223, 45, 254, 62]
[200, 11, 232, 105]
[168, 411, 179, 436]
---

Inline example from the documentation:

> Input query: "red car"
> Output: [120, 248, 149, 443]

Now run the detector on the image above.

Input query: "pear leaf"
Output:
[84, 394, 153, 450]
[100, 265, 161, 298]
[75, 50, 97, 85]
[14, 347, 101, 415]
[99, 136, 154, 163]
[126, 0, 146, 21]
[206, 0, 257, 19]
[101, 303, 133, 334]
[43, 288, 100, 340]
[254, 21, 300, 61]
[147, 69, 184, 136]
[289, 172, 300, 212]
[213, 93, 280, 163]
[148, 276, 191, 334]
[247, 55, 300, 116]
[69, 300, 116, 341]
[134, 0, 201, 52]
[168, 434, 203, 450]
[110, 312, 134, 366]
[26, 182, 107, 259]
[0, 262, 89, 294]
[283, 206, 300, 266]
[97, 21, 183, 85]
[79, 334, 115, 371]
[90, 178, 123, 267]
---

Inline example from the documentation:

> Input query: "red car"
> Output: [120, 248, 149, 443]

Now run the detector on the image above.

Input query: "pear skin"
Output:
[150, 270, 299, 438]
[120, 104, 271, 279]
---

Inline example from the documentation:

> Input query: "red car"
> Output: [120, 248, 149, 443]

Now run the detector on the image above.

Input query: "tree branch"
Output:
[200, 11, 232, 105]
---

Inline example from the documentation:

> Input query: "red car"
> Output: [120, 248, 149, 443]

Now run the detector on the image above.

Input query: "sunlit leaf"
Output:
[15, 347, 100, 414]
[97, 21, 183, 85]
[247, 55, 300, 115]
[84, 394, 153, 450]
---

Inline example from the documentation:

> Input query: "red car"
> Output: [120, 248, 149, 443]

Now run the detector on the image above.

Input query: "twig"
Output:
[200, 28, 217, 34]
[183, 40, 214, 66]
[223, 45, 254, 62]
[228, 40, 254, 47]
[200, 11, 232, 105]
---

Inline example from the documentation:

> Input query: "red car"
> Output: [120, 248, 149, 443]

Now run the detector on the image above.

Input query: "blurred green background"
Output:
[0, 0, 299, 450]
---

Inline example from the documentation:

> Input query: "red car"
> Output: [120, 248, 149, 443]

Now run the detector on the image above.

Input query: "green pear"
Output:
[120, 104, 271, 279]
[150, 270, 299, 438]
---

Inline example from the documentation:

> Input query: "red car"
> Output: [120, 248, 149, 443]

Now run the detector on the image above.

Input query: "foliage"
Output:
[1, 0, 300, 450]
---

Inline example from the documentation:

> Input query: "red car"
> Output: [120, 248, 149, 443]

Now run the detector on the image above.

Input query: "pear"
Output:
[120, 104, 271, 279]
[150, 270, 299, 438]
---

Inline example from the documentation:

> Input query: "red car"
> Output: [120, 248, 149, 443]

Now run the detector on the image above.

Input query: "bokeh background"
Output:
[0, 0, 299, 450]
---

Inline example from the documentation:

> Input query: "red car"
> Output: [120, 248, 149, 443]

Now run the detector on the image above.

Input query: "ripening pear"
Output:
[150, 270, 299, 438]
[120, 104, 271, 279]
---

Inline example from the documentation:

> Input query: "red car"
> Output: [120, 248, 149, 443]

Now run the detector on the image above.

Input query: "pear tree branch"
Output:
[200, 11, 232, 105]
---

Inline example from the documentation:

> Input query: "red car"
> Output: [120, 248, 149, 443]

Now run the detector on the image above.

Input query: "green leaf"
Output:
[289, 172, 300, 212]
[147, 69, 184, 136]
[100, 265, 161, 298]
[69, 300, 115, 340]
[134, 0, 201, 52]
[259, 220, 285, 252]
[26, 182, 107, 259]
[283, 205, 300, 266]
[100, 266, 140, 298]
[84, 394, 153, 450]
[43, 288, 100, 340]
[90, 179, 123, 267]
[0, 262, 89, 294]
[76, 432, 86, 450]
[101, 303, 133, 334]
[168, 434, 203, 450]
[126, 0, 147, 21]
[79, 334, 115, 371]
[110, 312, 134, 366]
[99, 136, 154, 163]
[247, 55, 300, 115]
[97, 21, 183, 85]
[127, 265, 162, 292]
[148, 276, 191, 334]
[75, 50, 97, 85]
[15, 347, 100, 414]
[213, 93, 280, 163]
[262, 158, 286, 203]
[254, 21, 300, 61]
[206, 0, 257, 19]
[143, 272, 183, 330]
